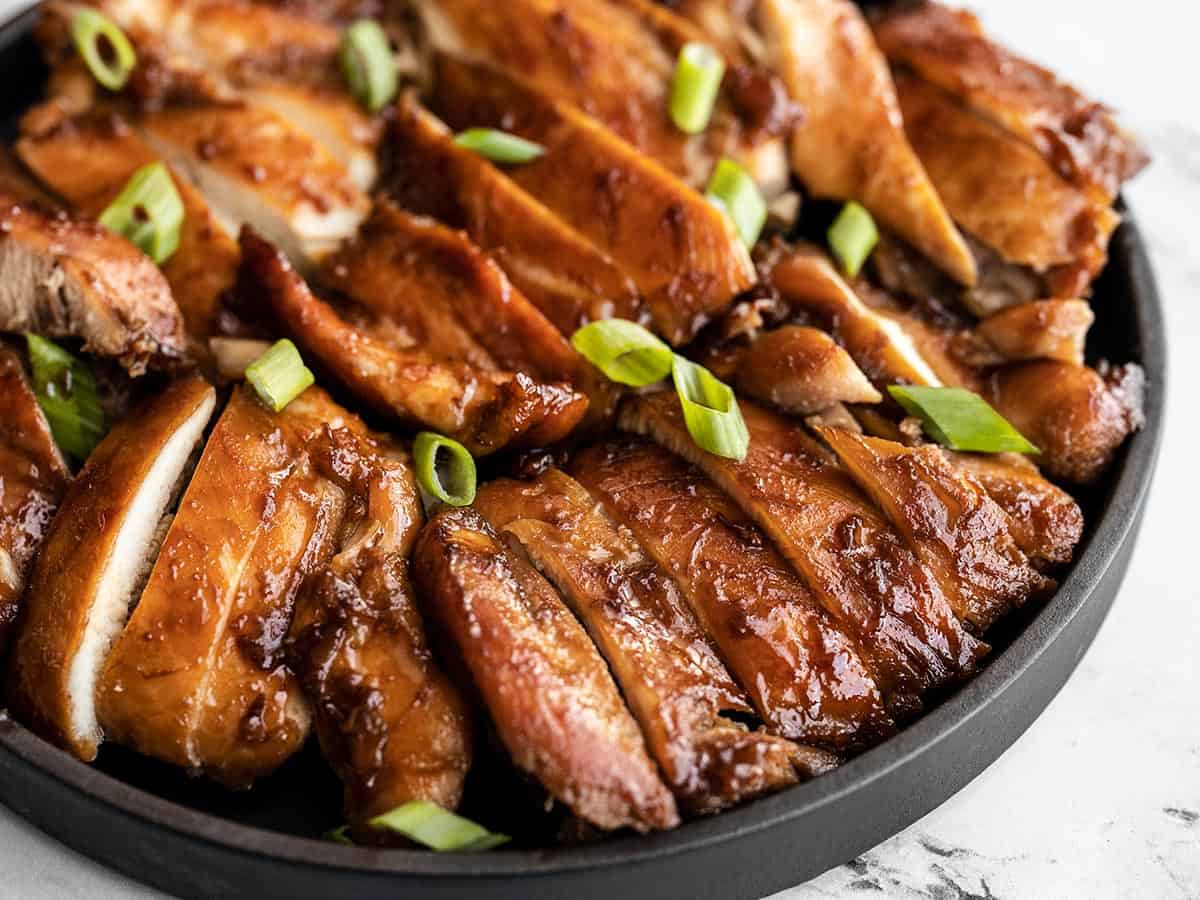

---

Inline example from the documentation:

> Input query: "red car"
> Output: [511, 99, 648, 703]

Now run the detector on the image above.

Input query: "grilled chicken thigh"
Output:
[431, 54, 756, 346]
[414, 507, 680, 832]
[474, 470, 832, 814]
[571, 440, 893, 750]
[239, 228, 589, 455]
[957, 300, 1094, 367]
[0, 345, 70, 654]
[289, 423, 473, 826]
[8, 377, 215, 759]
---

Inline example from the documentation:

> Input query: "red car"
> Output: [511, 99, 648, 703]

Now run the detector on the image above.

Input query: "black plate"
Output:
[0, 7, 1167, 899]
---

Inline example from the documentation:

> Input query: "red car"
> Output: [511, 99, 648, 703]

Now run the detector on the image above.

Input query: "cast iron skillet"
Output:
[0, 7, 1167, 899]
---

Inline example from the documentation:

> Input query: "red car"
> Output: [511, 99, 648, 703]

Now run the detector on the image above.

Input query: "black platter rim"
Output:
[0, 6, 1168, 898]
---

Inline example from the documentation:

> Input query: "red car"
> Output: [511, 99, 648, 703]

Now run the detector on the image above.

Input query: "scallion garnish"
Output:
[413, 432, 477, 507]
[369, 801, 509, 851]
[669, 42, 725, 134]
[705, 158, 766, 248]
[244, 339, 315, 412]
[887, 385, 1039, 455]
[324, 825, 353, 845]
[98, 162, 184, 265]
[570, 319, 674, 387]
[828, 201, 878, 278]
[25, 334, 106, 462]
[340, 19, 397, 113]
[453, 128, 546, 165]
[70, 8, 136, 92]
[672, 355, 749, 461]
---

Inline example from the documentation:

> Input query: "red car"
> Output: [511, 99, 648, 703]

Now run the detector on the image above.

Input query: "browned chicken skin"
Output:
[288, 422, 473, 827]
[0, 344, 70, 655]
[957, 300, 1095, 367]
[571, 440, 894, 750]
[474, 470, 832, 814]
[238, 227, 589, 455]
[414, 507, 679, 832]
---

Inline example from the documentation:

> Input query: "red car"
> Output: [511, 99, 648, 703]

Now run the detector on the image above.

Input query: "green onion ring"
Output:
[98, 162, 185, 265]
[669, 42, 725, 134]
[453, 128, 546, 165]
[672, 355, 749, 461]
[340, 19, 398, 113]
[887, 385, 1039, 454]
[244, 339, 315, 413]
[571, 319, 674, 387]
[704, 157, 766, 248]
[827, 201, 879, 278]
[413, 432, 477, 507]
[71, 8, 136, 92]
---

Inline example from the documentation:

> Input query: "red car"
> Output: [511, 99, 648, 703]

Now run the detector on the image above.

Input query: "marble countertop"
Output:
[0, 1, 1196, 898]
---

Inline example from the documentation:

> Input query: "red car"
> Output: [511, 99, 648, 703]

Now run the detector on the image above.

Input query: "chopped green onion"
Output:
[369, 801, 509, 851]
[453, 128, 545, 165]
[571, 319, 674, 387]
[324, 826, 353, 845]
[413, 432, 477, 507]
[669, 42, 725, 134]
[98, 162, 184, 265]
[244, 339, 315, 412]
[71, 8, 136, 92]
[828, 201, 878, 278]
[672, 355, 749, 461]
[887, 385, 1039, 455]
[340, 19, 397, 113]
[25, 334, 106, 462]
[705, 158, 766, 248]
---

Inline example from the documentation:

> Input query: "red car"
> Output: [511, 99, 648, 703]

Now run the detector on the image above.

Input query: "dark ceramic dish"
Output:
[0, 7, 1167, 899]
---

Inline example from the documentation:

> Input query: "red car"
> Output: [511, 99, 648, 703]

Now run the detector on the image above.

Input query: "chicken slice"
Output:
[238, 228, 588, 455]
[957, 299, 1094, 367]
[895, 71, 1119, 299]
[620, 393, 985, 717]
[385, 98, 644, 335]
[414, 506, 679, 832]
[872, 2, 1148, 201]
[571, 439, 893, 750]
[474, 470, 833, 814]
[431, 54, 756, 346]
[7, 377, 215, 759]
[758, 0, 976, 286]
[0, 193, 186, 374]
[0, 344, 70, 654]
[288, 423, 474, 827]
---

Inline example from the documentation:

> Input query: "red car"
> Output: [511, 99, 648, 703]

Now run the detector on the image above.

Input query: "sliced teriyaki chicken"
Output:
[0, 193, 186, 374]
[431, 54, 756, 346]
[757, 0, 977, 286]
[414, 507, 680, 833]
[894, 71, 1120, 299]
[473, 470, 835, 814]
[872, 2, 1149, 202]
[620, 393, 985, 717]
[288, 422, 473, 827]
[417, 0, 792, 191]
[571, 440, 894, 751]
[0, 345, 70, 655]
[386, 97, 644, 334]
[954, 300, 1095, 367]
[17, 106, 239, 345]
[816, 427, 1053, 633]
[322, 201, 618, 422]
[238, 228, 588, 455]
[7, 377, 215, 760]
[96, 385, 339, 785]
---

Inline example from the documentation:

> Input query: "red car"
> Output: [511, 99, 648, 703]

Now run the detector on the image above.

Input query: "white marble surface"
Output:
[0, 1, 1197, 898]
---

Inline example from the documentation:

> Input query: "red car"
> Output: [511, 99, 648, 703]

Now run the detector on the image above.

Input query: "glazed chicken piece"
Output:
[418, 0, 790, 191]
[0, 193, 186, 375]
[895, 71, 1119, 299]
[414, 507, 679, 832]
[431, 54, 756, 346]
[96, 386, 339, 785]
[288, 424, 474, 827]
[386, 97, 644, 334]
[322, 201, 617, 422]
[571, 440, 894, 750]
[473, 470, 834, 814]
[17, 106, 239, 346]
[0, 345, 70, 655]
[7, 377, 215, 760]
[238, 228, 588, 455]
[816, 427, 1053, 633]
[757, 0, 976, 286]
[620, 393, 985, 717]
[872, 2, 1148, 201]
[956, 300, 1095, 367]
